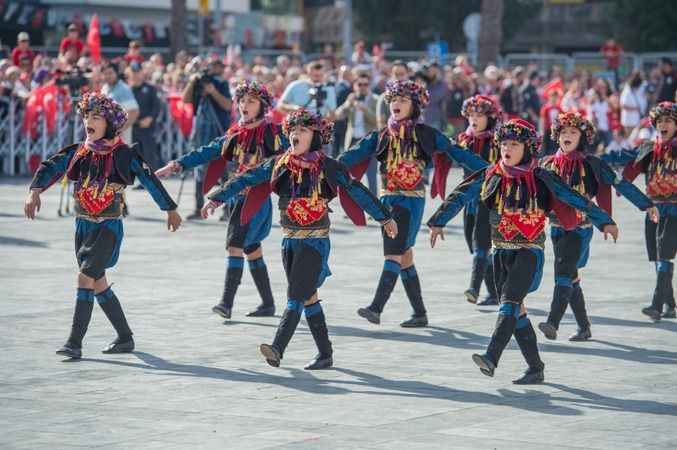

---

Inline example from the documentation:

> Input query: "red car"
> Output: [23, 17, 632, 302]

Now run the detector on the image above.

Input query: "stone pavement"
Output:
[1, 171, 675, 450]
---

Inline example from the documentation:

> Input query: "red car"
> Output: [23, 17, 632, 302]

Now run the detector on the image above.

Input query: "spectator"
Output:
[376, 60, 409, 129]
[499, 66, 523, 119]
[333, 65, 354, 157]
[277, 60, 337, 119]
[587, 88, 611, 146]
[335, 72, 379, 194]
[101, 62, 139, 144]
[351, 40, 372, 65]
[519, 69, 541, 124]
[601, 38, 623, 89]
[445, 68, 467, 134]
[605, 128, 631, 157]
[124, 41, 145, 65]
[657, 57, 676, 103]
[59, 24, 84, 63]
[11, 32, 34, 68]
[620, 70, 647, 137]
[181, 58, 232, 219]
[127, 63, 162, 173]
[423, 62, 449, 130]
[539, 89, 563, 155]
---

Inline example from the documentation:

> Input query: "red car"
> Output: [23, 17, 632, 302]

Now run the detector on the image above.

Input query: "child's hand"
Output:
[155, 161, 181, 178]
[648, 206, 659, 223]
[167, 210, 182, 232]
[382, 219, 398, 239]
[24, 189, 41, 220]
[201, 200, 222, 219]
[429, 226, 445, 248]
[603, 224, 619, 243]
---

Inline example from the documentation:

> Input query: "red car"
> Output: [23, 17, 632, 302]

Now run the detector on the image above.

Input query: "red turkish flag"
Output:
[87, 14, 101, 64]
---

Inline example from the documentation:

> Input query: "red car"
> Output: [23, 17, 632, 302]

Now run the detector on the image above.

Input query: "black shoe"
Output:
[569, 328, 591, 342]
[477, 296, 498, 306]
[102, 337, 135, 354]
[56, 344, 82, 359]
[304, 354, 333, 370]
[464, 288, 479, 304]
[512, 368, 544, 384]
[246, 305, 275, 317]
[538, 322, 558, 340]
[641, 306, 662, 321]
[357, 307, 380, 325]
[212, 303, 232, 319]
[663, 307, 676, 319]
[400, 315, 428, 328]
[260, 344, 281, 367]
[186, 211, 202, 220]
[472, 353, 495, 377]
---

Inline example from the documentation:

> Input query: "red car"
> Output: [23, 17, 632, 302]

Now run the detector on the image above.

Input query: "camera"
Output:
[55, 67, 90, 96]
[308, 84, 327, 110]
[192, 69, 216, 105]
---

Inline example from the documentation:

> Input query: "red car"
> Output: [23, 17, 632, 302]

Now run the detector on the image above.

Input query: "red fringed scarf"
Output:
[459, 127, 496, 163]
[548, 149, 587, 195]
[225, 120, 279, 173]
[647, 138, 677, 198]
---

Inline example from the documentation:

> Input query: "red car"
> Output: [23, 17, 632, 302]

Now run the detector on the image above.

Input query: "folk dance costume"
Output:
[164, 82, 285, 318]
[339, 80, 487, 327]
[604, 102, 677, 321]
[205, 109, 393, 370]
[538, 112, 653, 341]
[457, 95, 501, 305]
[428, 119, 616, 384]
[28, 93, 179, 359]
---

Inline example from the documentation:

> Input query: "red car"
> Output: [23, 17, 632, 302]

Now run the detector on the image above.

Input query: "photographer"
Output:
[278, 60, 337, 119]
[181, 58, 231, 219]
[335, 72, 379, 195]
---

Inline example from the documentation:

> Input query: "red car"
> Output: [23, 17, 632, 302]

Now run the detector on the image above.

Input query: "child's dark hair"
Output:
[311, 131, 323, 150]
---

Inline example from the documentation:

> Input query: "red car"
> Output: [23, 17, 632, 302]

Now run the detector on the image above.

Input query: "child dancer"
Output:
[428, 118, 618, 384]
[538, 112, 654, 341]
[604, 101, 676, 321]
[339, 80, 487, 327]
[25, 93, 181, 359]
[156, 81, 284, 319]
[457, 95, 501, 305]
[202, 109, 397, 370]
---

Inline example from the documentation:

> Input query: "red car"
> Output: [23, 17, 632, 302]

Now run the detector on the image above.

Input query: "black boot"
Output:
[477, 258, 499, 306]
[360, 261, 400, 324]
[260, 301, 302, 367]
[96, 288, 134, 354]
[539, 284, 573, 340]
[247, 257, 276, 317]
[304, 304, 333, 370]
[643, 265, 672, 321]
[513, 316, 545, 384]
[568, 282, 592, 341]
[400, 266, 428, 328]
[660, 264, 675, 319]
[57, 289, 95, 359]
[465, 255, 487, 304]
[212, 257, 244, 319]
[475, 307, 518, 376]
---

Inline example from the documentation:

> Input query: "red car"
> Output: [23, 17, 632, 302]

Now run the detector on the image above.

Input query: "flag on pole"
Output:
[87, 14, 101, 64]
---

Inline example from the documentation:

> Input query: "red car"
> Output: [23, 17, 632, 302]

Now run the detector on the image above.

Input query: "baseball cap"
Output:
[17, 32, 29, 42]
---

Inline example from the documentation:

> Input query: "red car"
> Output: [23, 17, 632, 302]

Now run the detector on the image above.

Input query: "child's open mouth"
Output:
[86, 127, 95, 134]
[292, 138, 300, 146]
[564, 139, 572, 146]
[393, 108, 401, 115]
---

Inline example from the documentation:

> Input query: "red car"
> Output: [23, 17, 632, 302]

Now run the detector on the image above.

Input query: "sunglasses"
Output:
[357, 83, 369, 87]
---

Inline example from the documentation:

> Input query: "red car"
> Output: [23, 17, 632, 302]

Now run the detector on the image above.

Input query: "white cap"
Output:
[17, 32, 29, 42]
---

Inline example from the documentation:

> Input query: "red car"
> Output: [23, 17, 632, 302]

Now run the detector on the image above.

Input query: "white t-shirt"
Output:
[102, 81, 139, 144]
[620, 84, 647, 128]
[587, 100, 609, 132]
[352, 99, 367, 139]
